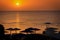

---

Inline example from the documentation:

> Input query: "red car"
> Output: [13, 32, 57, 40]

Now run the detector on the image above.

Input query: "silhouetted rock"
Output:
[44, 28, 57, 35]
[0, 24, 5, 40]
[43, 27, 60, 40]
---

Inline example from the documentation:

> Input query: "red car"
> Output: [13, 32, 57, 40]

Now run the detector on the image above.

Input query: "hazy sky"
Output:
[0, 0, 60, 11]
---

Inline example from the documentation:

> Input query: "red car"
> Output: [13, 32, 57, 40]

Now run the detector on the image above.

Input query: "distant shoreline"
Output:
[0, 10, 60, 12]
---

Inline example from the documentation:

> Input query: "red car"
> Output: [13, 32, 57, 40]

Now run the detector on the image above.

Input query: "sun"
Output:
[16, 2, 19, 6]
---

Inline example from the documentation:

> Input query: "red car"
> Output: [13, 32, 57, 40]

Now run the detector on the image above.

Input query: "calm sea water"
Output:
[0, 11, 60, 33]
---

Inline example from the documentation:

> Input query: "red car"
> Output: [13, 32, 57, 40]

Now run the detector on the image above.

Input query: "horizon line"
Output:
[0, 10, 60, 12]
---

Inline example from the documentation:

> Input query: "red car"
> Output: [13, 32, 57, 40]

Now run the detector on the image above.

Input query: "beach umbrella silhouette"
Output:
[27, 27, 35, 30]
[28, 27, 40, 30]
[31, 28, 40, 33]
[44, 22, 51, 28]
[21, 29, 33, 34]
[27, 27, 40, 33]
[6, 28, 13, 34]
[21, 27, 34, 34]
[4, 31, 8, 33]
[21, 27, 40, 34]
[13, 28, 20, 34]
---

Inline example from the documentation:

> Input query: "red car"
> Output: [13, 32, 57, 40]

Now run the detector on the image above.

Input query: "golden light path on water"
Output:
[16, 12, 20, 28]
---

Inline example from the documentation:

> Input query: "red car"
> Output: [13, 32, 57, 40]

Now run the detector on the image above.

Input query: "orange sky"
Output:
[0, 0, 60, 11]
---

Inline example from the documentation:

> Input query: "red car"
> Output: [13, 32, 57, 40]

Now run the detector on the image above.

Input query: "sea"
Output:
[0, 11, 60, 34]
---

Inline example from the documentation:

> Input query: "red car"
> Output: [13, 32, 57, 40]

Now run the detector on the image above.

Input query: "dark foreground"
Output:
[0, 34, 60, 40]
[0, 24, 60, 40]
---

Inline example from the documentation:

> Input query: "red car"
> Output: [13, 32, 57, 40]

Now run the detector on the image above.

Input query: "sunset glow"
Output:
[0, 0, 60, 11]
[16, 2, 20, 6]
[0, 0, 60, 34]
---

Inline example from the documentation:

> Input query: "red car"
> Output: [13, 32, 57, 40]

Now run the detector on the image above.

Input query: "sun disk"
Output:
[16, 2, 20, 6]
